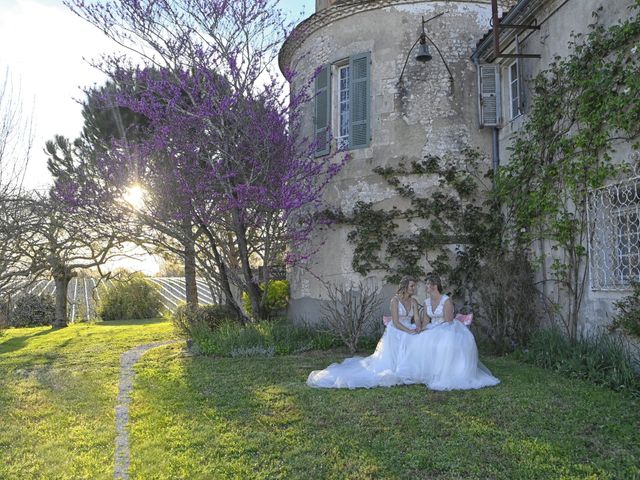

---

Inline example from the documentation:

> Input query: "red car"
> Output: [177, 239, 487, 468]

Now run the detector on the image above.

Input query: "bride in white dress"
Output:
[404, 274, 500, 390]
[307, 277, 421, 388]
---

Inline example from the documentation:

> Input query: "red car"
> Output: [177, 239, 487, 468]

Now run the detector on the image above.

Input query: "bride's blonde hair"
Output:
[396, 276, 416, 296]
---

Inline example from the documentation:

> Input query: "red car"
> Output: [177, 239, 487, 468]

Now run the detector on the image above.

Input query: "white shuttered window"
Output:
[314, 52, 370, 155]
[478, 64, 501, 127]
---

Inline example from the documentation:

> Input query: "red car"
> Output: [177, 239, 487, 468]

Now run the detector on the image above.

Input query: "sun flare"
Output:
[123, 185, 146, 210]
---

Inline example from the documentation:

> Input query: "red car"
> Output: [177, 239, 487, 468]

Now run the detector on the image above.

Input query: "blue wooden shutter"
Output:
[349, 52, 370, 149]
[314, 64, 331, 157]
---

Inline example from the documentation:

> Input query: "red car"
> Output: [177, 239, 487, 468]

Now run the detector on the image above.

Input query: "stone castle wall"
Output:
[284, 1, 499, 322]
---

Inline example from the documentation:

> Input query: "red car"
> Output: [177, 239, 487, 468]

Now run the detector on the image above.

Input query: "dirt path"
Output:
[114, 340, 180, 480]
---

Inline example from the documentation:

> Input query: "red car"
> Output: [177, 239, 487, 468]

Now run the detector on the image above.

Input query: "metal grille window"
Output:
[588, 177, 640, 290]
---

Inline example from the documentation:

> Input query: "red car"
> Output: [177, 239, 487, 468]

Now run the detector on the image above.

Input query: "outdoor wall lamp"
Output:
[398, 12, 454, 86]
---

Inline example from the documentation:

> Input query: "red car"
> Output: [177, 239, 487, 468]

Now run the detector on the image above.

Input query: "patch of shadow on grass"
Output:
[0, 328, 54, 355]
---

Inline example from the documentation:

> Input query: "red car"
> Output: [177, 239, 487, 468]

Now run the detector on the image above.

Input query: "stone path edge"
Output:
[114, 340, 181, 480]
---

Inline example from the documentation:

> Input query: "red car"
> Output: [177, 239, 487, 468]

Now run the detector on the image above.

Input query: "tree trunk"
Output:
[200, 221, 248, 325]
[232, 209, 263, 320]
[183, 234, 199, 310]
[53, 274, 71, 328]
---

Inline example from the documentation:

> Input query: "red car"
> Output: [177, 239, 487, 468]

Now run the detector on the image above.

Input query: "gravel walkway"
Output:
[114, 340, 180, 480]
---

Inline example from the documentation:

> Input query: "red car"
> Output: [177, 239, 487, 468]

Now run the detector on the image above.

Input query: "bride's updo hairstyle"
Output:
[396, 276, 416, 296]
[425, 274, 443, 293]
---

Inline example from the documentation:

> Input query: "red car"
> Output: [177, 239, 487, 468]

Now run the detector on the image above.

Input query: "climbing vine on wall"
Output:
[332, 148, 502, 287]
[333, 148, 541, 351]
[494, 3, 640, 339]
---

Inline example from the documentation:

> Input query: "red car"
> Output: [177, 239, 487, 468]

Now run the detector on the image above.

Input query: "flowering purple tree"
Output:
[62, 0, 346, 320]
[49, 82, 206, 312]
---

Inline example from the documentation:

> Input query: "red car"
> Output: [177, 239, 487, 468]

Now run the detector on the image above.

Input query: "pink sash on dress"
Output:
[454, 313, 473, 325]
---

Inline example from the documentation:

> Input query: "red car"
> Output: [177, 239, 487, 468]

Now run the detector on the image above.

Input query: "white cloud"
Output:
[0, 0, 120, 189]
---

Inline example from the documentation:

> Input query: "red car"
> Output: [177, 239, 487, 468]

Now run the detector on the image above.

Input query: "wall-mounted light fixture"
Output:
[398, 12, 454, 86]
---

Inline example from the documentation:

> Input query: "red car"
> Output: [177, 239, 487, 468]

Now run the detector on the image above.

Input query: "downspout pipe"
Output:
[492, 126, 500, 179]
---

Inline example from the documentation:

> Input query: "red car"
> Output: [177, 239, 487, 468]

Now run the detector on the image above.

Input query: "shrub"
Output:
[357, 330, 386, 352]
[0, 299, 10, 330]
[265, 320, 340, 355]
[10, 293, 56, 327]
[230, 345, 276, 358]
[611, 282, 640, 338]
[242, 280, 290, 319]
[517, 328, 640, 396]
[187, 317, 340, 357]
[474, 251, 539, 353]
[98, 274, 164, 321]
[320, 281, 383, 354]
[171, 303, 236, 338]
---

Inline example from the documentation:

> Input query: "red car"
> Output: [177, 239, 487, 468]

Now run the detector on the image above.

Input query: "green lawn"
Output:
[1, 321, 639, 479]
[0, 320, 177, 480]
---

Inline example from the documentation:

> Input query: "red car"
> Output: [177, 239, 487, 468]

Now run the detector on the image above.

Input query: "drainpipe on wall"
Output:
[492, 127, 500, 179]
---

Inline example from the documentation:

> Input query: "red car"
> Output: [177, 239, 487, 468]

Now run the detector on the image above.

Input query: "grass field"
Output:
[0, 320, 177, 479]
[1, 321, 639, 479]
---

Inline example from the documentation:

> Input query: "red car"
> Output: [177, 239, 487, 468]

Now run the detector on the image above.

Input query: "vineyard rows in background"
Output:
[13, 277, 221, 322]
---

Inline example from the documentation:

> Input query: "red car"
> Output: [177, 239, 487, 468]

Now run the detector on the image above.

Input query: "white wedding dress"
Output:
[404, 295, 501, 390]
[307, 301, 418, 388]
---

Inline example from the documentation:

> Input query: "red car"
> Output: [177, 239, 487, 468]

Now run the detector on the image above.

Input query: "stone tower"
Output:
[279, 0, 515, 322]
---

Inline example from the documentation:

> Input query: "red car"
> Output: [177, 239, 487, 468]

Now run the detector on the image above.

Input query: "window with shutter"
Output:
[337, 64, 350, 150]
[478, 64, 500, 127]
[508, 61, 522, 120]
[348, 52, 370, 150]
[314, 64, 331, 157]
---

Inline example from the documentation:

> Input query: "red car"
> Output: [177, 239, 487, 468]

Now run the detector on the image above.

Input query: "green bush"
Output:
[98, 274, 164, 321]
[516, 328, 640, 396]
[357, 332, 385, 352]
[12, 294, 55, 327]
[242, 280, 289, 319]
[9, 293, 56, 327]
[474, 251, 538, 353]
[171, 303, 236, 338]
[188, 317, 340, 357]
[611, 282, 640, 338]
[0, 299, 11, 330]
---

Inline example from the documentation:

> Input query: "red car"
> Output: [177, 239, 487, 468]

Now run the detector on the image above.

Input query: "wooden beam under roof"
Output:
[491, 0, 541, 59]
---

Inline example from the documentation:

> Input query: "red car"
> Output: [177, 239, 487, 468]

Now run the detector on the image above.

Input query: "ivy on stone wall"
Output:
[333, 148, 538, 351]
[333, 148, 501, 287]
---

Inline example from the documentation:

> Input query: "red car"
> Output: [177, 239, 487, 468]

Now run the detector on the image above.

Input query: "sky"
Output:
[0, 0, 314, 191]
[0, 0, 313, 274]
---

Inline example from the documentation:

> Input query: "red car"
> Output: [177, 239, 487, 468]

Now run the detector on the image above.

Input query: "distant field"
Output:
[18, 277, 220, 321]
